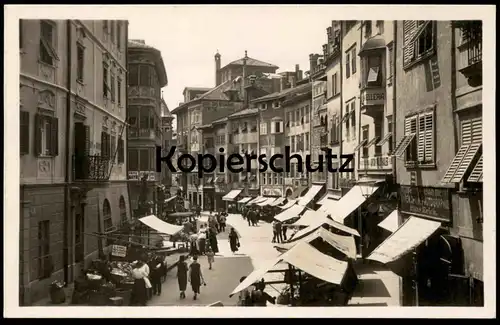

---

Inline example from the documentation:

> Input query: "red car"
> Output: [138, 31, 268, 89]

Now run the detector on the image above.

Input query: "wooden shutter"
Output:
[34, 114, 42, 156]
[50, 117, 59, 156]
[423, 114, 434, 162]
[418, 115, 426, 161]
[403, 21, 418, 66]
[20, 111, 30, 155]
[117, 137, 124, 163]
[471, 118, 482, 144]
[461, 117, 482, 146]
[84, 125, 90, 154]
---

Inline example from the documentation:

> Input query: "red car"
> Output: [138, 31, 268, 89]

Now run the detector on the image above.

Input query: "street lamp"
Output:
[355, 174, 380, 259]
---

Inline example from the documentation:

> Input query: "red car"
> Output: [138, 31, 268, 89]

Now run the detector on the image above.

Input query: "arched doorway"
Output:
[119, 196, 127, 225]
[103, 199, 112, 246]
[285, 188, 293, 198]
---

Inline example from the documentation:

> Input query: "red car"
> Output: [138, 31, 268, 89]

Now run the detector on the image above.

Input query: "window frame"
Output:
[103, 62, 109, 98]
[39, 20, 58, 66]
[346, 52, 351, 79]
[351, 47, 357, 75]
[403, 21, 436, 69]
[404, 110, 436, 167]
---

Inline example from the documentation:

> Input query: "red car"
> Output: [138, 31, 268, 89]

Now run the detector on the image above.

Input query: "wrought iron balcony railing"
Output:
[73, 154, 111, 182]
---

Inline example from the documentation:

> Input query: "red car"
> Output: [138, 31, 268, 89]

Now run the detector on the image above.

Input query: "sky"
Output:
[128, 6, 340, 127]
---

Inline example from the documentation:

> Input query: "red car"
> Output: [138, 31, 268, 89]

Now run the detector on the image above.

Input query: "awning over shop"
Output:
[326, 185, 380, 224]
[164, 195, 177, 203]
[247, 196, 267, 205]
[377, 210, 400, 233]
[257, 197, 277, 207]
[237, 197, 252, 204]
[291, 209, 328, 227]
[318, 198, 338, 213]
[268, 197, 286, 207]
[297, 184, 324, 206]
[222, 189, 242, 201]
[229, 241, 348, 297]
[275, 227, 357, 259]
[274, 204, 305, 222]
[367, 216, 442, 264]
[139, 215, 183, 236]
[317, 193, 340, 205]
[292, 217, 360, 240]
[288, 185, 308, 199]
[279, 199, 297, 210]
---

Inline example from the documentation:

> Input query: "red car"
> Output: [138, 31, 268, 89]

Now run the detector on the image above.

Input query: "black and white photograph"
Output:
[4, 5, 495, 318]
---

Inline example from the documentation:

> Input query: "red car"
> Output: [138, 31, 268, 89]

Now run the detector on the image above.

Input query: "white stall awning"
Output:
[229, 241, 348, 297]
[378, 210, 400, 233]
[292, 216, 360, 240]
[139, 215, 183, 236]
[222, 189, 242, 201]
[257, 197, 277, 207]
[274, 204, 305, 222]
[238, 197, 252, 204]
[291, 209, 328, 227]
[268, 197, 286, 206]
[317, 193, 341, 205]
[367, 216, 442, 264]
[318, 198, 338, 213]
[279, 199, 297, 210]
[247, 196, 266, 205]
[297, 185, 324, 206]
[275, 227, 357, 259]
[326, 185, 380, 223]
[164, 195, 177, 203]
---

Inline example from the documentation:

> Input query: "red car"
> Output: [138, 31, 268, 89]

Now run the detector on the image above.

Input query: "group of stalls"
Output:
[71, 215, 188, 306]
[236, 195, 289, 222]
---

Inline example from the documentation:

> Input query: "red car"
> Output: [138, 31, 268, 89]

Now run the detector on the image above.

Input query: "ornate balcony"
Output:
[73, 155, 111, 183]
[456, 21, 482, 86]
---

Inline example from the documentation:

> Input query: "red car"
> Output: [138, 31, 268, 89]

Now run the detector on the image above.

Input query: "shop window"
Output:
[403, 21, 435, 68]
[37, 220, 52, 279]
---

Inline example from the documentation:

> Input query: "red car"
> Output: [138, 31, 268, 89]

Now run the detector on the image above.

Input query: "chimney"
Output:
[215, 51, 221, 86]
[295, 64, 301, 80]
[280, 77, 286, 92]
[309, 54, 317, 72]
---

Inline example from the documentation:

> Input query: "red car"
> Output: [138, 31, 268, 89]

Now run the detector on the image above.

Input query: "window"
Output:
[291, 136, 296, 152]
[139, 65, 151, 86]
[305, 133, 309, 151]
[260, 103, 268, 110]
[117, 137, 124, 163]
[374, 121, 383, 156]
[365, 21, 372, 36]
[260, 122, 268, 135]
[305, 105, 310, 123]
[403, 21, 435, 67]
[116, 22, 122, 49]
[346, 52, 351, 78]
[103, 199, 113, 246]
[366, 55, 382, 86]
[20, 111, 30, 155]
[362, 126, 369, 158]
[75, 211, 84, 263]
[119, 196, 127, 224]
[117, 79, 122, 106]
[139, 148, 150, 171]
[128, 149, 138, 171]
[461, 117, 482, 146]
[345, 20, 356, 31]
[377, 20, 385, 34]
[351, 47, 357, 74]
[77, 44, 84, 82]
[388, 43, 394, 84]
[110, 135, 116, 162]
[344, 105, 350, 140]
[38, 220, 52, 279]
[35, 114, 58, 157]
[110, 74, 116, 102]
[377, 117, 394, 154]
[350, 102, 356, 139]
[404, 116, 418, 162]
[129, 65, 138, 86]
[39, 20, 58, 66]
[103, 63, 109, 98]
[417, 113, 434, 163]
[271, 121, 283, 134]
[103, 21, 108, 32]
[332, 73, 338, 96]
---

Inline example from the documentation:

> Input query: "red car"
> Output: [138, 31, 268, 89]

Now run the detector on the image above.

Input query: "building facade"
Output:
[393, 20, 483, 306]
[19, 19, 129, 305]
[126, 39, 168, 217]
[160, 98, 174, 194]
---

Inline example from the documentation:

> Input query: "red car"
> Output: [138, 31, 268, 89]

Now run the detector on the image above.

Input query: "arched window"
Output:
[103, 199, 113, 246]
[119, 196, 127, 224]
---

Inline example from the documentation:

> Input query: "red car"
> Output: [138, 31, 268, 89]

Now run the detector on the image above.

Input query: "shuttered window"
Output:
[20, 111, 30, 155]
[110, 135, 116, 162]
[101, 131, 110, 158]
[417, 113, 434, 163]
[404, 116, 418, 162]
[117, 137, 124, 163]
[403, 21, 418, 66]
[461, 117, 482, 145]
[403, 21, 435, 68]
[34, 114, 58, 157]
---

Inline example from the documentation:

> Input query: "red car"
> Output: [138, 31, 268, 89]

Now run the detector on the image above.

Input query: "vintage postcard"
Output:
[4, 4, 496, 318]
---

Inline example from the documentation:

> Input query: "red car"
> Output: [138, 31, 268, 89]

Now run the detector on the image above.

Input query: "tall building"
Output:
[391, 20, 483, 306]
[126, 39, 168, 217]
[160, 97, 174, 194]
[19, 19, 129, 305]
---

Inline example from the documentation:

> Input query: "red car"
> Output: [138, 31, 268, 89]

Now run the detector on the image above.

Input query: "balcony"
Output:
[457, 21, 482, 86]
[360, 87, 386, 118]
[73, 155, 111, 183]
[233, 131, 258, 144]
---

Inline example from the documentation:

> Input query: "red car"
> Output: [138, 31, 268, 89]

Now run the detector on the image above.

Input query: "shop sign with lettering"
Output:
[361, 88, 386, 106]
[262, 187, 283, 197]
[399, 185, 452, 222]
[128, 171, 139, 180]
[361, 155, 392, 170]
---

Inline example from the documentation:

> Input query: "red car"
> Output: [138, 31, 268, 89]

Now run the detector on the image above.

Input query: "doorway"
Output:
[74, 122, 89, 179]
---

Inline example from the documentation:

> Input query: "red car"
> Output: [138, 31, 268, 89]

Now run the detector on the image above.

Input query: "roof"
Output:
[228, 108, 259, 119]
[222, 56, 278, 70]
[182, 87, 212, 96]
[359, 35, 386, 56]
[128, 40, 168, 87]
[251, 82, 312, 103]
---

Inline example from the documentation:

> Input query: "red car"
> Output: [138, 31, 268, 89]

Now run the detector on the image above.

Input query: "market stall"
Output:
[274, 204, 305, 223]
[289, 216, 360, 242]
[279, 199, 297, 210]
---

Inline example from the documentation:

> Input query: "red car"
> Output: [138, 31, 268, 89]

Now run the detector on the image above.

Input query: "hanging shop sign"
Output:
[111, 245, 127, 257]
[399, 185, 452, 222]
[360, 88, 386, 106]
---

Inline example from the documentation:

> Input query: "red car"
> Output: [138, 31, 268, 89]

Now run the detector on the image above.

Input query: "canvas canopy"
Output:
[297, 185, 324, 206]
[139, 215, 183, 236]
[274, 204, 305, 222]
[269, 197, 286, 206]
[229, 241, 348, 297]
[247, 196, 266, 205]
[320, 185, 379, 223]
[291, 209, 328, 227]
[279, 199, 297, 210]
[317, 193, 340, 205]
[291, 216, 360, 240]
[377, 210, 400, 233]
[238, 197, 252, 204]
[222, 189, 242, 201]
[257, 197, 277, 207]
[274, 227, 357, 259]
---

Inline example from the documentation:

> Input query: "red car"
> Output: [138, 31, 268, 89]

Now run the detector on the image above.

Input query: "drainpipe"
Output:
[339, 22, 344, 191]
[450, 22, 459, 155]
[125, 21, 133, 219]
[63, 19, 72, 286]
[392, 21, 398, 186]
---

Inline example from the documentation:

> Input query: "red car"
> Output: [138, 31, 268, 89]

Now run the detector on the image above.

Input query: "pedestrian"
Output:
[198, 229, 207, 255]
[247, 209, 254, 226]
[150, 256, 164, 296]
[252, 209, 259, 226]
[276, 221, 283, 243]
[251, 279, 276, 306]
[271, 220, 278, 243]
[188, 256, 205, 300]
[206, 246, 215, 270]
[229, 228, 240, 254]
[237, 276, 253, 306]
[196, 205, 201, 218]
[177, 255, 188, 299]
[189, 233, 199, 256]
[282, 223, 288, 241]
[219, 213, 227, 232]
[131, 260, 149, 306]
[208, 228, 219, 254]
